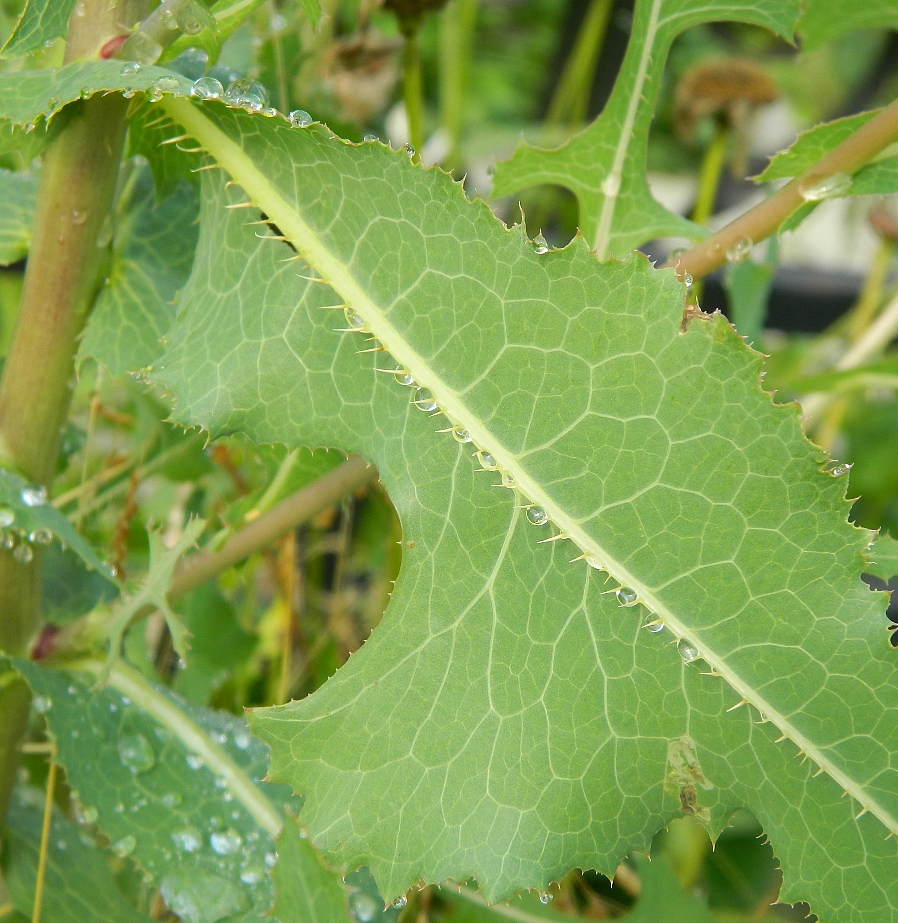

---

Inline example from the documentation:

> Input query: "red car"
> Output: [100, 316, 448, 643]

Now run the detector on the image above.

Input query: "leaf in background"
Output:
[0, 168, 37, 266]
[102, 520, 204, 674]
[43, 543, 119, 625]
[149, 100, 896, 920]
[80, 166, 200, 375]
[723, 241, 776, 348]
[0, 0, 77, 58]
[0, 468, 109, 573]
[13, 658, 351, 923]
[490, 0, 800, 258]
[866, 532, 898, 582]
[798, 0, 898, 52]
[166, 0, 270, 66]
[2, 788, 154, 923]
[127, 100, 203, 197]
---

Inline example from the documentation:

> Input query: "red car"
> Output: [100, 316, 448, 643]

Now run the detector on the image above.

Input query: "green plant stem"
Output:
[403, 29, 424, 162]
[544, 0, 612, 129]
[168, 454, 377, 601]
[439, 0, 478, 172]
[669, 95, 898, 282]
[687, 120, 728, 302]
[848, 238, 894, 341]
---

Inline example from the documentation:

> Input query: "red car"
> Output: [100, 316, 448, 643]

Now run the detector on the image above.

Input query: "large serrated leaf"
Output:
[147, 99, 898, 919]
[798, 0, 898, 51]
[490, 0, 800, 258]
[13, 658, 351, 923]
[0, 0, 77, 58]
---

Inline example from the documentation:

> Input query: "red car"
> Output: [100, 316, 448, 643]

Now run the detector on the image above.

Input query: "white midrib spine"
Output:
[592, 0, 661, 259]
[80, 657, 282, 837]
[164, 98, 898, 837]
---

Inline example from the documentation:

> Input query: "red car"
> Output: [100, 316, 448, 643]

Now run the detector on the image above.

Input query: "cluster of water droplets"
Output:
[0, 484, 55, 564]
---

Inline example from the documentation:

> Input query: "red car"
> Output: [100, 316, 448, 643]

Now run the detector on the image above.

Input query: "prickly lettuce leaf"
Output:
[146, 99, 898, 921]
[0, 0, 77, 58]
[490, 0, 800, 258]
[13, 658, 350, 923]
[2, 789, 154, 923]
[798, 0, 898, 51]
[867, 532, 898, 582]
[0, 168, 38, 265]
[79, 166, 200, 374]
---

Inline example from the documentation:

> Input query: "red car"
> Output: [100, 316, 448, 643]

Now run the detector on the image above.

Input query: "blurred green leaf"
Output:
[166, 0, 270, 67]
[0, 0, 77, 58]
[866, 532, 898, 582]
[42, 542, 119, 625]
[798, 0, 898, 52]
[0, 168, 37, 266]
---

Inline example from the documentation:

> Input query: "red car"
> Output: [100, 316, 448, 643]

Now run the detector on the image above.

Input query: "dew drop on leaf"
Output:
[162, 792, 182, 807]
[823, 461, 852, 477]
[451, 426, 472, 443]
[153, 75, 181, 93]
[526, 506, 549, 526]
[186, 753, 204, 770]
[0, 506, 18, 529]
[0, 532, 14, 549]
[29, 528, 53, 545]
[616, 586, 638, 606]
[20, 484, 47, 506]
[191, 76, 223, 100]
[643, 616, 664, 633]
[677, 639, 701, 663]
[210, 829, 243, 855]
[349, 890, 380, 922]
[477, 451, 498, 470]
[233, 730, 252, 750]
[363, 134, 378, 142]
[391, 895, 408, 909]
[239, 866, 265, 885]
[13, 543, 33, 564]
[395, 367, 415, 386]
[112, 834, 137, 858]
[119, 62, 141, 77]
[585, 555, 604, 570]
[289, 109, 312, 127]
[531, 233, 549, 254]
[539, 892, 552, 905]
[725, 237, 753, 263]
[344, 308, 365, 329]
[799, 172, 852, 201]
[413, 388, 438, 412]
[172, 827, 203, 853]
[117, 734, 155, 773]
[32, 695, 52, 713]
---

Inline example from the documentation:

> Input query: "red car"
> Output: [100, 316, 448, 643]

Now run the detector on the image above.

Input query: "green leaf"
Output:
[128, 99, 203, 197]
[80, 165, 200, 375]
[2, 788, 154, 923]
[42, 543, 119, 625]
[798, 0, 898, 51]
[0, 168, 38, 266]
[866, 532, 898, 582]
[150, 100, 896, 921]
[724, 245, 775, 348]
[102, 520, 205, 675]
[0, 0, 77, 58]
[167, 0, 271, 66]
[0, 468, 109, 573]
[490, 0, 801, 258]
[12, 658, 348, 923]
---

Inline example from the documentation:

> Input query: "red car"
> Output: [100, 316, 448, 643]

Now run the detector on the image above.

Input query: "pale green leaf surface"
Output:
[79, 167, 200, 374]
[0, 0, 77, 57]
[127, 98, 203, 197]
[2, 788, 154, 923]
[866, 533, 898, 582]
[167, 0, 270, 65]
[490, 0, 800, 258]
[798, 0, 898, 51]
[0, 168, 37, 265]
[0, 468, 108, 574]
[150, 102, 897, 919]
[12, 658, 343, 923]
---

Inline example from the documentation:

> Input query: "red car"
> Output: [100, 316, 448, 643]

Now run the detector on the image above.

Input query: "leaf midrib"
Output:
[162, 97, 898, 839]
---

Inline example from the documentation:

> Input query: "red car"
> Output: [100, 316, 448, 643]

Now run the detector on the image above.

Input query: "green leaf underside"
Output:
[867, 533, 898, 582]
[0, 168, 38, 266]
[490, 0, 800, 258]
[0, 468, 108, 573]
[0, 0, 77, 58]
[797, 0, 898, 51]
[150, 99, 897, 918]
[79, 166, 200, 374]
[3, 789, 154, 923]
[13, 658, 350, 923]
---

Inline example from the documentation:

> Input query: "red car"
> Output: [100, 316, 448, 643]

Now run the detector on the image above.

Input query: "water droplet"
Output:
[500, 471, 517, 489]
[112, 834, 137, 858]
[0, 507, 14, 528]
[288, 109, 312, 127]
[344, 308, 365, 329]
[191, 76, 223, 100]
[643, 616, 664, 633]
[233, 730, 251, 750]
[21, 484, 47, 506]
[0, 532, 14, 549]
[118, 734, 155, 773]
[451, 426, 472, 443]
[526, 506, 549, 526]
[395, 367, 415, 386]
[531, 233, 549, 254]
[677, 639, 701, 663]
[33, 695, 52, 713]
[13, 544, 33, 564]
[616, 586, 638, 607]
[477, 451, 498, 470]
[264, 851, 277, 867]
[585, 556, 604, 570]
[237, 865, 263, 885]
[539, 892, 552, 905]
[725, 237, 753, 263]
[363, 133, 378, 142]
[127, 31, 163, 64]
[823, 460, 852, 477]
[600, 171, 620, 197]
[224, 79, 269, 112]
[683, 272, 693, 288]
[29, 528, 53, 545]
[413, 388, 438, 412]
[161, 792, 182, 807]
[186, 753, 204, 770]
[210, 829, 242, 855]
[404, 143, 415, 158]
[799, 172, 852, 202]
[176, 2, 205, 34]
[120, 62, 141, 77]
[47, 97, 59, 110]
[170, 45, 209, 80]
[153, 75, 181, 93]
[391, 896, 408, 909]
[261, 106, 278, 117]
[349, 890, 380, 922]
[172, 827, 202, 852]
